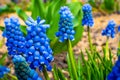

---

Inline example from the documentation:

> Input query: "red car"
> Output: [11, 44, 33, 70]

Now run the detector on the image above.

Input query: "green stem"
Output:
[43, 66, 50, 80]
[67, 39, 78, 80]
[50, 38, 58, 48]
[87, 27, 93, 53]
[117, 34, 120, 56]
[72, 0, 77, 2]
[105, 37, 109, 60]
[118, 38, 120, 49]
[7, 73, 18, 80]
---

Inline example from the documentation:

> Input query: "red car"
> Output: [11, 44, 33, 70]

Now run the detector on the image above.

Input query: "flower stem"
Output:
[67, 39, 78, 80]
[117, 34, 120, 56]
[87, 26, 93, 53]
[105, 37, 109, 60]
[50, 38, 58, 48]
[43, 66, 50, 80]
[72, 0, 77, 2]
[118, 38, 120, 49]
[7, 73, 18, 80]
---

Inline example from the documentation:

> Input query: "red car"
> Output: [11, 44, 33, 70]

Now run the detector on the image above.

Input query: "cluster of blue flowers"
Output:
[56, 6, 75, 42]
[3, 17, 26, 56]
[13, 55, 42, 80]
[0, 65, 10, 78]
[107, 56, 120, 80]
[102, 20, 116, 38]
[82, 4, 94, 27]
[25, 17, 54, 71]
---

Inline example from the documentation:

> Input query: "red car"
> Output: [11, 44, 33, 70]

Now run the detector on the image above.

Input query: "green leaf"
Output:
[15, 7, 28, 21]
[67, 40, 78, 80]
[66, 54, 74, 79]
[0, 5, 14, 15]
[31, 0, 45, 19]
[0, 52, 7, 65]
[80, 51, 91, 80]
[0, 26, 5, 31]
[88, 0, 97, 8]
[45, 1, 56, 23]
[53, 65, 59, 80]
[0, 38, 5, 48]
[86, 49, 100, 78]
[101, 0, 115, 13]
[45, 0, 66, 24]
[7, 73, 18, 80]
[43, 66, 50, 80]
[57, 68, 67, 80]
[20, 25, 27, 36]
[77, 57, 82, 80]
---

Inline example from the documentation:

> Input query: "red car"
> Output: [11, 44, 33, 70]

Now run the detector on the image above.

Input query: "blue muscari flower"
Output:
[0, 65, 10, 78]
[82, 4, 94, 27]
[56, 6, 75, 42]
[2, 17, 26, 56]
[25, 17, 54, 71]
[118, 26, 120, 32]
[107, 56, 120, 80]
[12, 55, 42, 80]
[102, 20, 116, 38]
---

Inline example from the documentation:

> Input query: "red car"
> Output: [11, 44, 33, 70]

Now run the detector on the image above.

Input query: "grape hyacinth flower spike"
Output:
[56, 6, 78, 80]
[102, 20, 116, 60]
[82, 4, 94, 27]
[12, 55, 42, 80]
[0, 65, 10, 78]
[2, 17, 26, 56]
[102, 20, 116, 38]
[25, 16, 54, 71]
[118, 26, 120, 33]
[56, 6, 75, 42]
[82, 4, 94, 53]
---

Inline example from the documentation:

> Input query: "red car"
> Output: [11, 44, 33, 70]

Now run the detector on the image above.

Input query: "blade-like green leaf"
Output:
[45, 0, 66, 23]
[57, 68, 67, 80]
[78, 56, 82, 80]
[53, 65, 59, 80]
[86, 49, 100, 78]
[0, 26, 5, 31]
[101, 0, 115, 13]
[31, 0, 45, 19]
[66, 54, 74, 79]
[20, 25, 27, 36]
[15, 7, 28, 21]
[0, 38, 5, 48]
[67, 40, 78, 80]
[0, 52, 7, 65]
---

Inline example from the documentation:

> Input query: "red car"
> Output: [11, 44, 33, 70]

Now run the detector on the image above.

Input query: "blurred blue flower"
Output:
[0, 65, 10, 78]
[2, 17, 26, 56]
[82, 4, 94, 27]
[102, 20, 116, 38]
[13, 55, 42, 80]
[118, 26, 120, 32]
[107, 56, 120, 80]
[25, 17, 54, 71]
[56, 6, 75, 42]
